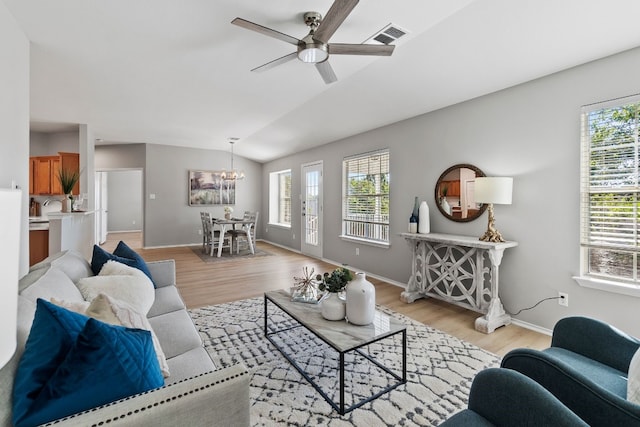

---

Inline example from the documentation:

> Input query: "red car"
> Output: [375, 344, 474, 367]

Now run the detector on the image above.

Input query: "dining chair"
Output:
[229, 211, 258, 254]
[201, 212, 232, 256]
[200, 212, 211, 253]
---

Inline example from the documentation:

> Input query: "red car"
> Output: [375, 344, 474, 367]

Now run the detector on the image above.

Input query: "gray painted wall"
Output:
[1, 3, 29, 275]
[107, 170, 143, 232]
[96, 144, 146, 170]
[29, 130, 79, 157]
[144, 144, 262, 247]
[263, 46, 640, 337]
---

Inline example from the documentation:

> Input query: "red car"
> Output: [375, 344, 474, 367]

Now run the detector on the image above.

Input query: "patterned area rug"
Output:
[189, 245, 273, 262]
[189, 298, 500, 426]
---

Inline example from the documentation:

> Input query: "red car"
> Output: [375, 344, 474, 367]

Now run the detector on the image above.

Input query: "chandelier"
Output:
[220, 140, 245, 181]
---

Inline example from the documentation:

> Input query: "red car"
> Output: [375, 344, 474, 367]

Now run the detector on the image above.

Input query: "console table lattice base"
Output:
[400, 233, 517, 334]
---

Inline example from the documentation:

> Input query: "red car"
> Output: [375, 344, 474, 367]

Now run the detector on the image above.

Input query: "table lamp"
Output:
[474, 177, 513, 243]
[0, 189, 21, 368]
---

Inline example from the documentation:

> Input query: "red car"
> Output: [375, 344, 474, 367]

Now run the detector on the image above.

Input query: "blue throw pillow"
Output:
[113, 241, 155, 287]
[12, 300, 90, 427]
[17, 318, 164, 427]
[90, 245, 138, 275]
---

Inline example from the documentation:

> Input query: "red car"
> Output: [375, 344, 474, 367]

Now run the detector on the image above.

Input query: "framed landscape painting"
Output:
[188, 170, 236, 206]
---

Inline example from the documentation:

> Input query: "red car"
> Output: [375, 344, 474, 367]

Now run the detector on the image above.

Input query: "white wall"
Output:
[263, 46, 640, 337]
[0, 2, 29, 275]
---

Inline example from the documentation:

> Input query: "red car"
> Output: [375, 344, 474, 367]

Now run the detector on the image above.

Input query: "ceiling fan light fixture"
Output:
[297, 43, 328, 63]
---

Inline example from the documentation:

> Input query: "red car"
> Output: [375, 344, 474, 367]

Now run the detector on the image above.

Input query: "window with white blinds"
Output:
[342, 149, 390, 244]
[268, 169, 291, 227]
[580, 95, 640, 285]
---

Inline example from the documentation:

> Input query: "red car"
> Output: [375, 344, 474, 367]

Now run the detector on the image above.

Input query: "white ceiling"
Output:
[6, 0, 640, 162]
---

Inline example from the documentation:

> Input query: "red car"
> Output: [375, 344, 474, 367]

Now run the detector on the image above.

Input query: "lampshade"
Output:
[0, 189, 22, 368]
[474, 177, 513, 205]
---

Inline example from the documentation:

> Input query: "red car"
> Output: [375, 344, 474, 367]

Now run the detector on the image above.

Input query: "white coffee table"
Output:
[264, 289, 407, 415]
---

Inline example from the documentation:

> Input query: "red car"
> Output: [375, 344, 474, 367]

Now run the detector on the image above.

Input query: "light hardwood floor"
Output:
[102, 231, 551, 357]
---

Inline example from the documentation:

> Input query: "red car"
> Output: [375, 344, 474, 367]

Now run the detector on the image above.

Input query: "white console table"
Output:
[400, 233, 517, 334]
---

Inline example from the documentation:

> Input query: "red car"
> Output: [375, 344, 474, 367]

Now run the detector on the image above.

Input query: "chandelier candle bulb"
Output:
[418, 201, 430, 234]
[346, 272, 375, 325]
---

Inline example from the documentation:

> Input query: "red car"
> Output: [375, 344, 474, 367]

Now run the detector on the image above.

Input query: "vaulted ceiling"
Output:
[6, 0, 640, 162]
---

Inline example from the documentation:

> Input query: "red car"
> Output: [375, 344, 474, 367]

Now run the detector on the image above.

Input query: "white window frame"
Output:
[574, 94, 640, 297]
[268, 169, 291, 228]
[340, 149, 390, 247]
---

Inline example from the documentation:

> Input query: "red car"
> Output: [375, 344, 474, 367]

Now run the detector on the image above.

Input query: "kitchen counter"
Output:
[29, 216, 49, 231]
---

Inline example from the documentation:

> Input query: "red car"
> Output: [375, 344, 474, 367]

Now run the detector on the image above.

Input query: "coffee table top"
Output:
[265, 289, 406, 353]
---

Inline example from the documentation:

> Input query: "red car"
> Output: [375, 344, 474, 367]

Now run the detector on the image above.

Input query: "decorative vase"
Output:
[418, 201, 430, 234]
[321, 292, 345, 321]
[224, 213, 231, 220]
[409, 196, 419, 233]
[346, 272, 375, 325]
[61, 195, 72, 213]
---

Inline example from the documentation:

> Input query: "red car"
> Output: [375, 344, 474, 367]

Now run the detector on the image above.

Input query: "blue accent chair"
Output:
[501, 316, 640, 427]
[439, 368, 588, 426]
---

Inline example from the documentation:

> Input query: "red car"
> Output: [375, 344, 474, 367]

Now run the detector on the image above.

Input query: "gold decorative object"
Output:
[291, 267, 321, 304]
[479, 204, 504, 243]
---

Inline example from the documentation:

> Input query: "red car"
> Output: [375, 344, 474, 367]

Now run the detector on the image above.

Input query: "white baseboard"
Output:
[510, 318, 552, 336]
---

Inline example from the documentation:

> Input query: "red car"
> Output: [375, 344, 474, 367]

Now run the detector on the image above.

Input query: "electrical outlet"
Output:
[356, 248, 360, 256]
[132, 220, 136, 225]
[292, 233, 295, 240]
[558, 292, 569, 307]
[198, 229, 202, 235]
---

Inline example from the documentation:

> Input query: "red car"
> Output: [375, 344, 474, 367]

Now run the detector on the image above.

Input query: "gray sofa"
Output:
[0, 250, 250, 426]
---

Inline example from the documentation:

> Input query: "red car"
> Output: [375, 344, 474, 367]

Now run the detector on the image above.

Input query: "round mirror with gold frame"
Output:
[435, 164, 488, 222]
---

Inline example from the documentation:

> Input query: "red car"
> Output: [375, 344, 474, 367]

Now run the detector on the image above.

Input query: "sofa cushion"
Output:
[113, 240, 155, 287]
[544, 347, 628, 398]
[19, 267, 84, 305]
[148, 310, 203, 359]
[16, 318, 164, 427]
[13, 299, 90, 426]
[148, 285, 186, 318]
[29, 250, 93, 284]
[629, 348, 640, 404]
[76, 263, 155, 315]
[165, 347, 216, 384]
[91, 245, 154, 287]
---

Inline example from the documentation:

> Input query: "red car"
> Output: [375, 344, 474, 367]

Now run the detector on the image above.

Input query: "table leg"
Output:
[217, 224, 227, 258]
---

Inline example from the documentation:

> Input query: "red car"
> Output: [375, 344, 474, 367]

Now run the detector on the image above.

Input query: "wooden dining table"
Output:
[212, 217, 256, 258]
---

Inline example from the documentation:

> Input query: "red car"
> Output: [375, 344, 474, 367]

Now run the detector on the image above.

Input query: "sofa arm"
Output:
[44, 364, 250, 427]
[552, 316, 640, 372]
[147, 260, 176, 289]
[501, 348, 640, 426]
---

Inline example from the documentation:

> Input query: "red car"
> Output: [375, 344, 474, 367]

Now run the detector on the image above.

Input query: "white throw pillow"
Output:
[99, 260, 145, 277]
[629, 347, 640, 404]
[76, 271, 154, 315]
[50, 294, 170, 378]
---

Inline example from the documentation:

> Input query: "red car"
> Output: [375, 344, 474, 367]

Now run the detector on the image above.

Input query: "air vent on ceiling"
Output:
[365, 23, 409, 46]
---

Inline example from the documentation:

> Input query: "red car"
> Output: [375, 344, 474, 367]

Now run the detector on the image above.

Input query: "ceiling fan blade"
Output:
[231, 17, 301, 46]
[329, 43, 395, 56]
[315, 60, 337, 84]
[313, 0, 359, 44]
[251, 52, 297, 73]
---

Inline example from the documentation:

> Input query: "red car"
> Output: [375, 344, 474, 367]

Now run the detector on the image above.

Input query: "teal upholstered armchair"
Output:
[501, 316, 640, 427]
[440, 368, 587, 426]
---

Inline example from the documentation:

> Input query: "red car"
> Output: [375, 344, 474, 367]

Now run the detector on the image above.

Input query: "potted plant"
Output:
[58, 168, 79, 212]
[316, 267, 353, 320]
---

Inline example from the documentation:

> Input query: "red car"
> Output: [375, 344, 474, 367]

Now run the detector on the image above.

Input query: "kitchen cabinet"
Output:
[440, 180, 461, 197]
[29, 152, 79, 195]
[29, 229, 49, 266]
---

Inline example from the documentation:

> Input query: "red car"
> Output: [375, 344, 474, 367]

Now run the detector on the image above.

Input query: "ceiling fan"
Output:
[231, 0, 395, 84]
